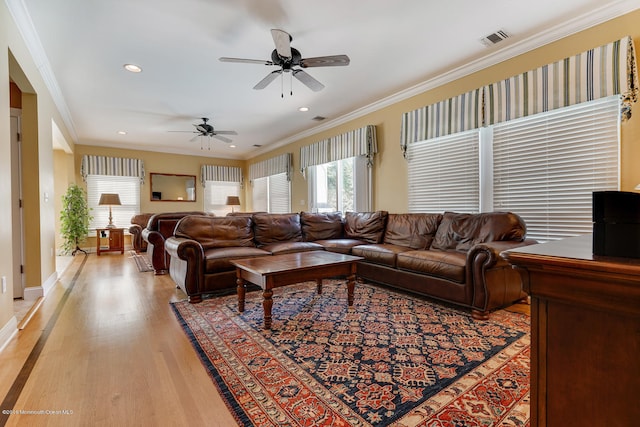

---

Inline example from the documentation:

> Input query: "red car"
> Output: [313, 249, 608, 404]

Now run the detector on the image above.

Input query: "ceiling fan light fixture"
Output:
[123, 63, 142, 73]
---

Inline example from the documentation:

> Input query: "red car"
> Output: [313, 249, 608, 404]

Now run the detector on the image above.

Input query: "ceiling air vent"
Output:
[480, 29, 510, 47]
[253, 144, 262, 147]
[312, 116, 326, 121]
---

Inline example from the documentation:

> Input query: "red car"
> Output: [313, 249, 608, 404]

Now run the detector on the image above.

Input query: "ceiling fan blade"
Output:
[168, 130, 197, 133]
[254, 70, 282, 90]
[300, 55, 350, 68]
[271, 29, 292, 58]
[214, 130, 238, 135]
[219, 57, 273, 65]
[213, 134, 233, 143]
[189, 135, 200, 142]
[194, 124, 207, 133]
[292, 69, 324, 92]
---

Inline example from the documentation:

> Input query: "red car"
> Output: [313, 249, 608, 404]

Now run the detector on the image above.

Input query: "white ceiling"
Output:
[13, 0, 640, 159]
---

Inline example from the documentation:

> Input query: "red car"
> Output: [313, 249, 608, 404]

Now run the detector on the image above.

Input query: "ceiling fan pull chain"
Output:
[281, 72, 284, 98]
[290, 72, 293, 96]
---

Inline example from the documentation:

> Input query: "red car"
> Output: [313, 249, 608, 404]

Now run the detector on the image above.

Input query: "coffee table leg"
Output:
[316, 279, 322, 294]
[237, 274, 246, 313]
[263, 288, 273, 329]
[347, 274, 356, 306]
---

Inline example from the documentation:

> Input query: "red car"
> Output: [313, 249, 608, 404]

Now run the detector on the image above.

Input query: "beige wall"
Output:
[1, 2, 76, 331]
[247, 10, 640, 214]
[73, 144, 246, 214]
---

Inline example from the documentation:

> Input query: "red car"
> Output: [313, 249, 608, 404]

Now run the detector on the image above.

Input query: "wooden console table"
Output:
[96, 228, 125, 255]
[502, 234, 640, 427]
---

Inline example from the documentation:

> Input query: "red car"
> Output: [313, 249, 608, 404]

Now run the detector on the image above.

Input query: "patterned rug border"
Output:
[129, 251, 154, 272]
[171, 282, 530, 426]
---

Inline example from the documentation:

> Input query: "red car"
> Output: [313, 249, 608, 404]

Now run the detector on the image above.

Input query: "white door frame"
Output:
[10, 108, 25, 299]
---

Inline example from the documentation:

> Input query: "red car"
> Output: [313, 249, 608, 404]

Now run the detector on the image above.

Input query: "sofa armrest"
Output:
[128, 224, 146, 252]
[165, 237, 206, 301]
[466, 239, 538, 316]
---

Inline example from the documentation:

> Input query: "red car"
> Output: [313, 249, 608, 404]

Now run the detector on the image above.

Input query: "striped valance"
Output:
[80, 155, 145, 183]
[400, 89, 483, 156]
[300, 125, 378, 174]
[485, 36, 638, 125]
[200, 165, 243, 187]
[249, 153, 292, 182]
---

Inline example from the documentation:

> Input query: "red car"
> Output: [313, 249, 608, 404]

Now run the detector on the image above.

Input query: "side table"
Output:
[96, 228, 125, 255]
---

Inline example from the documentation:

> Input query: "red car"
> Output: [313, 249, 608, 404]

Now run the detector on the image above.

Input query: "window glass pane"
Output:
[86, 175, 140, 230]
[204, 181, 240, 215]
[309, 156, 367, 213]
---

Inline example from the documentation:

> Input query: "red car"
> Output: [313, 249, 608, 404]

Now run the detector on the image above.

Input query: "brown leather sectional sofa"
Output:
[128, 213, 154, 253]
[165, 210, 535, 318]
[141, 211, 208, 275]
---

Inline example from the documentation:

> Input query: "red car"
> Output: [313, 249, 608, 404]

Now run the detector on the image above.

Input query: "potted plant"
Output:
[60, 184, 93, 255]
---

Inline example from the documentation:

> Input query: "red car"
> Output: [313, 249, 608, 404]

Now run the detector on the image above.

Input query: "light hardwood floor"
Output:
[0, 253, 239, 427]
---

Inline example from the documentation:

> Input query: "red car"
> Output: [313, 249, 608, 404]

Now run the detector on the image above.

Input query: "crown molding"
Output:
[6, 0, 78, 141]
[246, 0, 640, 160]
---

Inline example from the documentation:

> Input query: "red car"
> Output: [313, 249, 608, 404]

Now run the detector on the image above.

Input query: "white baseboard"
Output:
[0, 316, 18, 353]
[22, 271, 58, 301]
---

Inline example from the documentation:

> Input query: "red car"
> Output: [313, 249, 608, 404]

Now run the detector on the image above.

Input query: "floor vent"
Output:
[480, 29, 510, 46]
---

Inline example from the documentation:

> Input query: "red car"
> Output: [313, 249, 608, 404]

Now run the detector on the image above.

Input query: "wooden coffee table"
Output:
[231, 251, 363, 329]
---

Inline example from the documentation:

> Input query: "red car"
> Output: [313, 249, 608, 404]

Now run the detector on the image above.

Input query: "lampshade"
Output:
[226, 196, 240, 206]
[98, 193, 122, 206]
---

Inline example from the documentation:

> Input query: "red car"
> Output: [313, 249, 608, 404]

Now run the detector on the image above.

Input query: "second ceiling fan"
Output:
[219, 29, 350, 95]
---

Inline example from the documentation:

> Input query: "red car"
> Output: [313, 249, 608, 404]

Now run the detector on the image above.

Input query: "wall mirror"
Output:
[150, 173, 196, 201]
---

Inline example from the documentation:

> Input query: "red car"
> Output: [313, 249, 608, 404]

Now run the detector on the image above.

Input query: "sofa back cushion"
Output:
[147, 211, 207, 231]
[431, 211, 527, 252]
[384, 213, 443, 249]
[174, 215, 255, 249]
[253, 213, 303, 246]
[300, 211, 344, 241]
[344, 211, 388, 244]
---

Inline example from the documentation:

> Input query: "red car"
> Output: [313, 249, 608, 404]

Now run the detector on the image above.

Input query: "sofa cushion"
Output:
[300, 211, 344, 241]
[253, 213, 303, 246]
[351, 244, 412, 267]
[384, 213, 442, 249]
[260, 241, 324, 255]
[396, 250, 467, 283]
[174, 215, 255, 249]
[204, 246, 271, 273]
[131, 213, 153, 228]
[344, 211, 388, 244]
[314, 238, 368, 254]
[431, 211, 526, 252]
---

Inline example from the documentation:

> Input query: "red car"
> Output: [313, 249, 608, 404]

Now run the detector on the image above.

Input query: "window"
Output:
[407, 96, 620, 242]
[308, 156, 372, 213]
[86, 175, 140, 230]
[407, 130, 480, 213]
[492, 96, 619, 241]
[252, 173, 291, 213]
[203, 181, 241, 216]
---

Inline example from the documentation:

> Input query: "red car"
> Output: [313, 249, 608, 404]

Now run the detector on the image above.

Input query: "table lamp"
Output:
[99, 193, 121, 228]
[226, 196, 241, 213]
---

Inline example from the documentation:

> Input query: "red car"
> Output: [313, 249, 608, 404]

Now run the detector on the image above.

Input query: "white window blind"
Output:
[203, 181, 241, 216]
[251, 174, 291, 213]
[407, 130, 480, 213]
[86, 175, 140, 230]
[252, 177, 268, 212]
[492, 96, 619, 241]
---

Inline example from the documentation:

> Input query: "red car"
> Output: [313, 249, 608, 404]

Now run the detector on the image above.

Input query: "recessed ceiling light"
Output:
[298, 107, 309, 112]
[229, 145, 236, 148]
[117, 130, 127, 135]
[123, 64, 142, 73]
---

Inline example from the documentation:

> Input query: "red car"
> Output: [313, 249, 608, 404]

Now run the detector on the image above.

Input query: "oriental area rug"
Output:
[171, 281, 530, 426]
[129, 251, 154, 272]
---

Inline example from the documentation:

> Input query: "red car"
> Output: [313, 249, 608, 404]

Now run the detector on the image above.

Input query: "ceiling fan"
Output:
[169, 117, 237, 150]
[219, 29, 350, 95]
